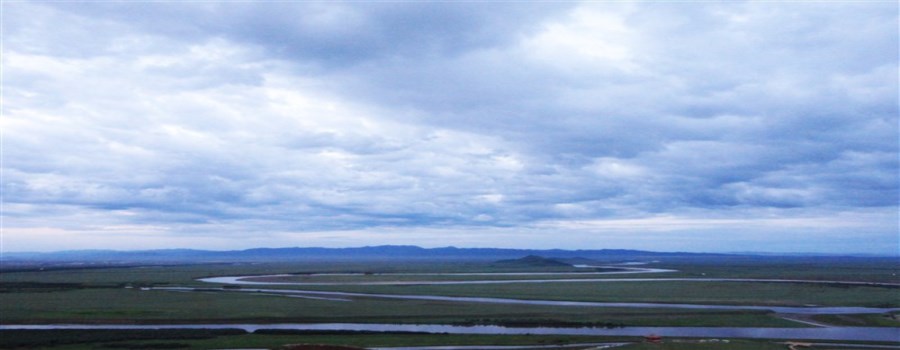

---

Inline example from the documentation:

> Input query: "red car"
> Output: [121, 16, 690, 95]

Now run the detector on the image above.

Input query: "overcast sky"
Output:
[2, 2, 897, 254]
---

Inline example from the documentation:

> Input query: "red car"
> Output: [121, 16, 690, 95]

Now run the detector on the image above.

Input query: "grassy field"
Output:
[238, 271, 666, 283]
[1, 261, 898, 325]
[1, 258, 898, 349]
[3, 257, 896, 285]
[282, 279, 900, 308]
[656, 256, 900, 283]
[0, 329, 633, 349]
[810, 312, 900, 327]
[2, 329, 895, 350]
[0, 287, 801, 327]
[6, 260, 893, 308]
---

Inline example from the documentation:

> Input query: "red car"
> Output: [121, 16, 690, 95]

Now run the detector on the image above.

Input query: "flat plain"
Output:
[1, 256, 898, 349]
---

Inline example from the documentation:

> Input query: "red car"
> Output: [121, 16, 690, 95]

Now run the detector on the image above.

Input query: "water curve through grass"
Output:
[187, 265, 900, 315]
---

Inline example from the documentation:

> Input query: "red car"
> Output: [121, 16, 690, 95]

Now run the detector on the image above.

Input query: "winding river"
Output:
[5, 264, 898, 343]
[199, 275, 900, 287]
[190, 265, 899, 315]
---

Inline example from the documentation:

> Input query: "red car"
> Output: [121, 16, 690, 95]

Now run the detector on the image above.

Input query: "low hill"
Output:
[494, 255, 572, 267]
[552, 257, 603, 265]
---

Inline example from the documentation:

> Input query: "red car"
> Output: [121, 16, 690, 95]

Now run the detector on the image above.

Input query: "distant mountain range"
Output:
[4, 245, 890, 264]
[2, 245, 727, 263]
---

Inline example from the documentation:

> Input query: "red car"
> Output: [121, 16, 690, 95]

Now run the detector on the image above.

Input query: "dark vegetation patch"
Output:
[493, 255, 572, 267]
[0, 281, 164, 293]
[278, 345, 367, 350]
[0, 263, 146, 273]
[0, 329, 246, 349]
[0, 282, 87, 293]
[254, 329, 431, 335]
[99, 342, 190, 349]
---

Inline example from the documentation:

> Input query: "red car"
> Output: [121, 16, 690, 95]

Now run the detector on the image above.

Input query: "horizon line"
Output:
[2, 245, 896, 258]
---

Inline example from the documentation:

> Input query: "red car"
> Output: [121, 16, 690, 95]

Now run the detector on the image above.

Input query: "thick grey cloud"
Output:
[36, 2, 573, 64]
[2, 2, 897, 253]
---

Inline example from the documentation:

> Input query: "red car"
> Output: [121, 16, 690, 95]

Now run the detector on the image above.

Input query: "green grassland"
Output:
[285, 280, 899, 308]
[1, 258, 898, 349]
[2, 329, 894, 350]
[810, 312, 900, 327]
[0, 328, 794, 350]
[2, 257, 895, 285]
[0, 287, 800, 327]
[0, 328, 628, 349]
[0, 261, 580, 289]
[1, 261, 898, 326]
[239, 271, 645, 283]
[660, 259, 900, 283]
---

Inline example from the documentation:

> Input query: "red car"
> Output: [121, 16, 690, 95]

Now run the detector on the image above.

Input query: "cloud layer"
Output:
[2, 2, 897, 253]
